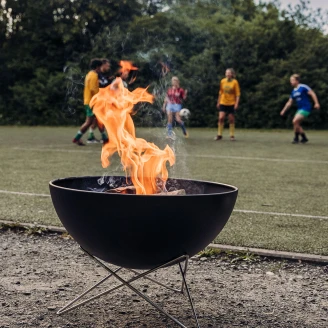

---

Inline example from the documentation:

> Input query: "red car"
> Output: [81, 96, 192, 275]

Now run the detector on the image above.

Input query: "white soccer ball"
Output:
[180, 108, 191, 118]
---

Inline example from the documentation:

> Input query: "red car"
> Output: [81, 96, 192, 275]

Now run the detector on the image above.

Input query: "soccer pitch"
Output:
[0, 126, 327, 255]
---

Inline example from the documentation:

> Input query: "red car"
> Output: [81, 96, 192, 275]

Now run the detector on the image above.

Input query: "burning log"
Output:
[156, 189, 186, 196]
[106, 186, 136, 194]
[106, 186, 186, 195]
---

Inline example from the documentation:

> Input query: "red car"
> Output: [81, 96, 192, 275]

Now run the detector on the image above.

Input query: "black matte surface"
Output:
[49, 176, 238, 269]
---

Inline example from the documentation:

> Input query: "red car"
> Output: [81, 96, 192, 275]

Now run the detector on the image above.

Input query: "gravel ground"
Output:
[1, 230, 328, 328]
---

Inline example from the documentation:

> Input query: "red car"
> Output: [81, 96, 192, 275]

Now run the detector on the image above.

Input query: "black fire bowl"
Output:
[49, 176, 238, 270]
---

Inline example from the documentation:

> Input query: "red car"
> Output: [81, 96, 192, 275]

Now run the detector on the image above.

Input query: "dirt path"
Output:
[0, 231, 327, 328]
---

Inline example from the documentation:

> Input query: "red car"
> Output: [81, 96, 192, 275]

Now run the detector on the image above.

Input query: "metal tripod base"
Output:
[56, 247, 200, 328]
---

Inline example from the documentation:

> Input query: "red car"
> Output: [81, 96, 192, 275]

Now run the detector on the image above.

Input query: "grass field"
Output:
[0, 126, 327, 255]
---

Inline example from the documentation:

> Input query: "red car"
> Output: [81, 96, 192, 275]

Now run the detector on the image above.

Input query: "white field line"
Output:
[180, 154, 328, 164]
[13, 147, 97, 154]
[233, 209, 328, 220]
[11, 147, 328, 164]
[0, 189, 327, 220]
[0, 190, 50, 197]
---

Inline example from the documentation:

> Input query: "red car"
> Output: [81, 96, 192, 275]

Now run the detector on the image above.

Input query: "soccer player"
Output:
[98, 58, 111, 88]
[87, 58, 111, 143]
[280, 74, 320, 144]
[215, 68, 240, 141]
[162, 76, 188, 139]
[72, 58, 108, 146]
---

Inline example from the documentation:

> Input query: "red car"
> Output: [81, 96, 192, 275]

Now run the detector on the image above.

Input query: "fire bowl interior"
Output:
[49, 176, 238, 270]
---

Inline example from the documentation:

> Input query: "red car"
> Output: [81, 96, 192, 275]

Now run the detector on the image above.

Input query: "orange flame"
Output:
[119, 60, 138, 85]
[119, 60, 138, 74]
[90, 71, 175, 195]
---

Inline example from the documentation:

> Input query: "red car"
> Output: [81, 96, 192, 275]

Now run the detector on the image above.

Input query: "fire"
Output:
[119, 60, 138, 74]
[90, 61, 175, 195]
[119, 60, 138, 85]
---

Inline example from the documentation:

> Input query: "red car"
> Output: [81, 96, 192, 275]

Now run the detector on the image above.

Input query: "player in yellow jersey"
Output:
[214, 68, 240, 141]
[72, 59, 108, 146]
[87, 58, 111, 143]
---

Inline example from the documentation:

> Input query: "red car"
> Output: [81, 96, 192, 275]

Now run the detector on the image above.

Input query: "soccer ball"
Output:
[180, 108, 191, 118]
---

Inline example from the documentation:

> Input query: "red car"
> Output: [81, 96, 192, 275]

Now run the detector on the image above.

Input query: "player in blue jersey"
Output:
[280, 74, 320, 144]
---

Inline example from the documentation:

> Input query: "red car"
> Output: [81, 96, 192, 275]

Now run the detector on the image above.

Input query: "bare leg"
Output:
[97, 121, 105, 134]
[73, 116, 95, 145]
[175, 112, 182, 125]
[168, 111, 173, 125]
[215, 111, 226, 140]
[91, 117, 98, 130]
[166, 111, 174, 138]
[86, 116, 98, 140]
[293, 114, 304, 134]
[228, 113, 235, 125]
[292, 114, 307, 143]
[80, 116, 94, 134]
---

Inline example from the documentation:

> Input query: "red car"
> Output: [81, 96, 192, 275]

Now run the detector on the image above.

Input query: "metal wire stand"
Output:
[56, 247, 200, 328]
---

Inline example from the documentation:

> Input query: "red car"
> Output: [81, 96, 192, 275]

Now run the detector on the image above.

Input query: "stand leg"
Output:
[180, 257, 189, 293]
[57, 252, 187, 315]
[179, 261, 200, 328]
[57, 267, 122, 315]
[57, 249, 200, 328]
[127, 268, 183, 293]
[96, 259, 188, 328]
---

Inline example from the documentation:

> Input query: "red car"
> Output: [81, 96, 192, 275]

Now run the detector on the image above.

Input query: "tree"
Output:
[0, 0, 142, 124]
[1, 0, 327, 129]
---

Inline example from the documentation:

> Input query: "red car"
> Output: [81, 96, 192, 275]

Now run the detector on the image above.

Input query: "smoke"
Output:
[62, 16, 194, 186]
[62, 64, 84, 119]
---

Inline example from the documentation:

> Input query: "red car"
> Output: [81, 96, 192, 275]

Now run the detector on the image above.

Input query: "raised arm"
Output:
[308, 89, 320, 109]
[280, 98, 293, 116]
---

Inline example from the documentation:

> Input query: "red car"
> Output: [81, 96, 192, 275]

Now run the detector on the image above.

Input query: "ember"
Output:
[106, 185, 186, 195]
[90, 61, 175, 195]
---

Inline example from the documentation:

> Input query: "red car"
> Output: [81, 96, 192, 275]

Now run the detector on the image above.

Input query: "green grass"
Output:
[0, 126, 327, 255]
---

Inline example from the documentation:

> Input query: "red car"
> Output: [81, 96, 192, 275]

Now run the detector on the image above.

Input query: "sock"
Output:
[89, 128, 94, 139]
[180, 122, 187, 135]
[167, 123, 173, 133]
[229, 123, 235, 137]
[101, 132, 108, 140]
[294, 132, 300, 141]
[218, 123, 224, 136]
[74, 131, 83, 141]
[301, 132, 307, 140]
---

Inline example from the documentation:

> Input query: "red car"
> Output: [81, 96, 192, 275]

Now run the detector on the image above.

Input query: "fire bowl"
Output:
[49, 176, 238, 270]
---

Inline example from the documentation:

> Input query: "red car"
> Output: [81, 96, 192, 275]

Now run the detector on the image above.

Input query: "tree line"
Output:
[1, 0, 328, 129]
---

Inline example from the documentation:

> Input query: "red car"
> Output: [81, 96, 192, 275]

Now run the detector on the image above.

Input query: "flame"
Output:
[90, 65, 175, 195]
[119, 60, 138, 74]
[119, 60, 138, 85]
[128, 75, 137, 85]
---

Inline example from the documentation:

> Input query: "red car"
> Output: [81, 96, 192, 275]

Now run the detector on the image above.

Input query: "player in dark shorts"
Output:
[72, 58, 108, 146]
[215, 68, 240, 141]
[87, 58, 111, 143]
[280, 74, 320, 144]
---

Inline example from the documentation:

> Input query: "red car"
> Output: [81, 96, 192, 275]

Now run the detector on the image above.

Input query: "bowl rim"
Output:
[49, 176, 238, 197]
